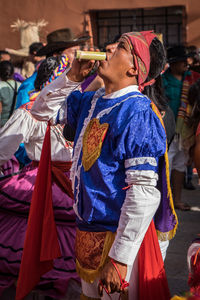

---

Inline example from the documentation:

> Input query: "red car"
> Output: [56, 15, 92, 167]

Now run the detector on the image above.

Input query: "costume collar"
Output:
[103, 85, 139, 99]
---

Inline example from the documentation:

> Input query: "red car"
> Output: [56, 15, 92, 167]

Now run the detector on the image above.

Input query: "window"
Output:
[90, 6, 186, 49]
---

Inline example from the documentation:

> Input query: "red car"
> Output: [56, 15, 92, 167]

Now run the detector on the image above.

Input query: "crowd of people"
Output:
[0, 26, 200, 300]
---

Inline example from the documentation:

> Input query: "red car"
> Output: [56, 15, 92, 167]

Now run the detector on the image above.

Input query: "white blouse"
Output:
[0, 107, 73, 166]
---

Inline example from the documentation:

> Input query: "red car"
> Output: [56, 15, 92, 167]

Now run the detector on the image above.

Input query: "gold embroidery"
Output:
[82, 118, 109, 171]
[75, 231, 107, 270]
[75, 230, 116, 283]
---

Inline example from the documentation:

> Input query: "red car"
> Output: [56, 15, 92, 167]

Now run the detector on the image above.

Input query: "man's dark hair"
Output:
[143, 38, 177, 146]
[34, 56, 59, 90]
[29, 42, 44, 55]
[143, 37, 168, 112]
[0, 60, 14, 81]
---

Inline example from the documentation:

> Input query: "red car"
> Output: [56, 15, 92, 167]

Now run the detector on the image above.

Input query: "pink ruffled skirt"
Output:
[0, 163, 79, 299]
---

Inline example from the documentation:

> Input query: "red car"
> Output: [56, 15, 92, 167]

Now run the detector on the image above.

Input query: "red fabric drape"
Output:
[15, 122, 61, 300]
[32, 160, 74, 199]
[138, 220, 171, 300]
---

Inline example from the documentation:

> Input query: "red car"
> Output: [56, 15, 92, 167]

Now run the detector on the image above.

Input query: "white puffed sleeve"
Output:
[31, 69, 81, 123]
[0, 109, 36, 166]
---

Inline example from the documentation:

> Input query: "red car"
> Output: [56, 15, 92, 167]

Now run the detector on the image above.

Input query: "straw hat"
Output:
[6, 19, 47, 57]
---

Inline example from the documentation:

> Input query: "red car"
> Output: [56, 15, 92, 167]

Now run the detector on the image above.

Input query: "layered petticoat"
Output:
[0, 163, 79, 299]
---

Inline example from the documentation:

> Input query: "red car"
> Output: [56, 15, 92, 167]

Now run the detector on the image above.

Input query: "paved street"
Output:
[165, 174, 200, 297]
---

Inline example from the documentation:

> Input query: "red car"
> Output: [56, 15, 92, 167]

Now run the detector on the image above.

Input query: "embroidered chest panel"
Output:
[82, 118, 109, 171]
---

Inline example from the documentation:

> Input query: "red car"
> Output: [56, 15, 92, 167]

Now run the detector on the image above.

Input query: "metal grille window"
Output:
[91, 6, 186, 49]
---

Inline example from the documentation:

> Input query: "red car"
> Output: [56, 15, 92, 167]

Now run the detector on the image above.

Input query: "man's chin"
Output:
[97, 60, 111, 81]
[97, 67, 104, 79]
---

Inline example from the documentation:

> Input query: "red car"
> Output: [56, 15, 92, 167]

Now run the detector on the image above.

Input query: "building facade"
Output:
[0, 0, 200, 50]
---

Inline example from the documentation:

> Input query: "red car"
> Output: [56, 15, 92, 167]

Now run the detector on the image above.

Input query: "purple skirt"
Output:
[1, 156, 20, 176]
[0, 163, 79, 298]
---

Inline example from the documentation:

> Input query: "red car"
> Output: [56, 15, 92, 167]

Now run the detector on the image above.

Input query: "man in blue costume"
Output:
[31, 31, 177, 299]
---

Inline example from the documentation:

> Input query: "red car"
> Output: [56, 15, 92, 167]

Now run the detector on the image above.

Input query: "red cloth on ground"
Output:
[15, 122, 61, 300]
[138, 220, 171, 300]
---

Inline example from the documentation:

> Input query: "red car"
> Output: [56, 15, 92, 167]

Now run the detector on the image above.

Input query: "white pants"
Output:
[168, 136, 188, 174]
[81, 240, 169, 299]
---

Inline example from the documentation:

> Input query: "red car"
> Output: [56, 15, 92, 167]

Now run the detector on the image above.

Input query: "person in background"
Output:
[183, 45, 200, 190]
[0, 50, 11, 62]
[36, 27, 90, 59]
[194, 124, 200, 180]
[29, 42, 45, 65]
[188, 79, 200, 181]
[16, 28, 90, 108]
[0, 54, 24, 173]
[0, 50, 25, 83]
[187, 45, 200, 71]
[0, 60, 21, 127]
[37, 27, 90, 144]
[16, 42, 44, 108]
[11, 42, 44, 168]
[15, 29, 90, 167]
[162, 45, 200, 210]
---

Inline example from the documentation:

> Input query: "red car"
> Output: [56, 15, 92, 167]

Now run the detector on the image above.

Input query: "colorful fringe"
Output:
[171, 297, 187, 300]
[21, 90, 40, 111]
[22, 55, 70, 112]
[42, 54, 70, 88]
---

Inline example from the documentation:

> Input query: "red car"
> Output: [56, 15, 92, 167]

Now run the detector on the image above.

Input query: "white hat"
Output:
[6, 19, 47, 57]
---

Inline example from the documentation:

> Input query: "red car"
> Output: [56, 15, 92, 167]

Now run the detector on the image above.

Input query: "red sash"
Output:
[16, 122, 71, 300]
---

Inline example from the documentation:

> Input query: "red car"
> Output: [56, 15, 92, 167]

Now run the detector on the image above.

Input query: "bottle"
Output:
[75, 50, 106, 61]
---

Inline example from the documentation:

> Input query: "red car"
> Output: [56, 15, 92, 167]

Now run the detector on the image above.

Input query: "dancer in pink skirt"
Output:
[0, 56, 80, 299]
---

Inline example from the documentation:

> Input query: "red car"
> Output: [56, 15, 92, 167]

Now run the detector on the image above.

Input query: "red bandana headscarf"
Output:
[121, 31, 157, 91]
